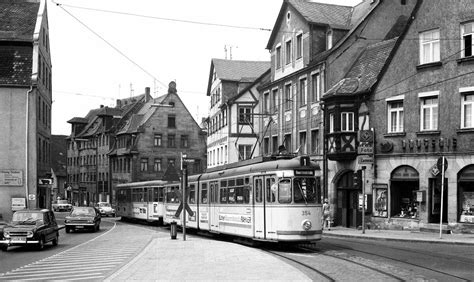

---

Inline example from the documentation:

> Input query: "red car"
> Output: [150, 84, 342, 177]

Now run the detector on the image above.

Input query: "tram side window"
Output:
[189, 184, 196, 204]
[278, 179, 292, 203]
[266, 178, 276, 203]
[220, 187, 228, 203]
[117, 189, 126, 203]
[153, 188, 159, 202]
[201, 183, 208, 204]
[235, 178, 244, 204]
[294, 178, 318, 203]
[255, 179, 263, 203]
[243, 186, 250, 203]
[143, 188, 148, 202]
[166, 187, 180, 203]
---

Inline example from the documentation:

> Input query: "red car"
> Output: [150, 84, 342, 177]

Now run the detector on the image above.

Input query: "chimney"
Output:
[100, 105, 104, 108]
[145, 87, 150, 102]
[116, 99, 122, 108]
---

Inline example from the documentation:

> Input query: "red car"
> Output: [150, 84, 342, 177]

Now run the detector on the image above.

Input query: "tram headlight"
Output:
[302, 219, 312, 231]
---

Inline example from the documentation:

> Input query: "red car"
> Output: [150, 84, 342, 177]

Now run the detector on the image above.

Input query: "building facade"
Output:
[0, 0, 52, 220]
[370, 0, 474, 231]
[110, 82, 207, 193]
[206, 59, 270, 168]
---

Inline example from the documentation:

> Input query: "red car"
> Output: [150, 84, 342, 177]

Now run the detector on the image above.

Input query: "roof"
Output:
[323, 37, 398, 97]
[211, 59, 270, 82]
[227, 68, 271, 105]
[289, 0, 352, 29]
[0, 1, 40, 41]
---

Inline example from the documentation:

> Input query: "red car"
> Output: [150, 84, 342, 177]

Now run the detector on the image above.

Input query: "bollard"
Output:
[170, 221, 177, 239]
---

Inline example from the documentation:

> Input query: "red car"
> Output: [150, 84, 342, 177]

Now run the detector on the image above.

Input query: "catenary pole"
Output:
[439, 156, 445, 239]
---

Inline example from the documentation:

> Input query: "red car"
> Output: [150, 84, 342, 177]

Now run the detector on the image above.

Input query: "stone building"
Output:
[109, 82, 207, 191]
[369, 0, 474, 231]
[0, 0, 52, 220]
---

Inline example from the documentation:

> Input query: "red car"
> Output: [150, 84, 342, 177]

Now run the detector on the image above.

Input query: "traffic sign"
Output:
[436, 157, 448, 171]
[173, 189, 194, 217]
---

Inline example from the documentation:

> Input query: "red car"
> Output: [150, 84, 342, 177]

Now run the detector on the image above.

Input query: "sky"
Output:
[48, 0, 362, 135]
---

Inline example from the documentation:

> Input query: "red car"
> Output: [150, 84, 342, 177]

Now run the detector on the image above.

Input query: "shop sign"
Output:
[0, 170, 23, 186]
[11, 198, 26, 211]
[431, 164, 440, 176]
[358, 155, 373, 164]
[358, 144, 373, 155]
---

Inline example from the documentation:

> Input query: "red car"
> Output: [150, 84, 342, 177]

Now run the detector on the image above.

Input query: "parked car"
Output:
[65, 207, 101, 233]
[95, 202, 116, 217]
[0, 209, 60, 251]
[52, 200, 72, 212]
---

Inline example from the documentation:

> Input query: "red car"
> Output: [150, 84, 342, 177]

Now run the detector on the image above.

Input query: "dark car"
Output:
[0, 209, 60, 251]
[65, 207, 101, 233]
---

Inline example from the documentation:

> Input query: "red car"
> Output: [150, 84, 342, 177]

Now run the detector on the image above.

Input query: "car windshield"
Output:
[71, 208, 95, 216]
[99, 203, 111, 207]
[57, 200, 69, 204]
[12, 212, 43, 224]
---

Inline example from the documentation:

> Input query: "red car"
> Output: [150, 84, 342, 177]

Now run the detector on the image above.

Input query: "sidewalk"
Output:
[105, 227, 473, 281]
[105, 232, 311, 281]
[323, 226, 474, 245]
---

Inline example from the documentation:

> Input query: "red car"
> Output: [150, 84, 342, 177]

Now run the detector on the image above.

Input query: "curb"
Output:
[322, 233, 474, 245]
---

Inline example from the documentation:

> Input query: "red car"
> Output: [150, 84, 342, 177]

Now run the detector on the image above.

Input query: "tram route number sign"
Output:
[174, 189, 194, 218]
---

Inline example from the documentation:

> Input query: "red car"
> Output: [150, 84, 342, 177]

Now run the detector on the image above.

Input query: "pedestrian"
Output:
[322, 198, 331, 231]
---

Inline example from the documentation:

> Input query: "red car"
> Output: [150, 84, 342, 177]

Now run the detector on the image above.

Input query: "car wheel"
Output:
[0, 244, 7, 252]
[37, 237, 45, 250]
[65, 227, 71, 233]
[52, 233, 59, 246]
[112, 213, 116, 217]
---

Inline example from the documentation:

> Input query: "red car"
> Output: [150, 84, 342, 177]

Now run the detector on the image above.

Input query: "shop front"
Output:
[458, 165, 474, 224]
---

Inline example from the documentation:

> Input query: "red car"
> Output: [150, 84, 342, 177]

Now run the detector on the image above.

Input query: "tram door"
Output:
[209, 181, 219, 231]
[253, 176, 276, 240]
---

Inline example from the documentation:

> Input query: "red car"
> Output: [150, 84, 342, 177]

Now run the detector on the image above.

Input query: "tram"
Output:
[115, 180, 168, 224]
[163, 155, 323, 243]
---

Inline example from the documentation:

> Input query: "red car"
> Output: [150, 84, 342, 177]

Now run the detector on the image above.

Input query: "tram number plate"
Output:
[302, 210, 311, 216]
[75, 226, 84, 229]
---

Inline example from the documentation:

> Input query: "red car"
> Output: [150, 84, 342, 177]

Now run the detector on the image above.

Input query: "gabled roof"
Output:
[323, 37, 398, 97]
[0, 1, 40, 41]
[207, 58, 270, 95]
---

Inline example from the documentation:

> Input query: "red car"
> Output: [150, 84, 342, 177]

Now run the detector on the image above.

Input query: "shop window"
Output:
[390, 166, 419, 218]
[373, 186, 388, 217]
[458, 166, 474, 223]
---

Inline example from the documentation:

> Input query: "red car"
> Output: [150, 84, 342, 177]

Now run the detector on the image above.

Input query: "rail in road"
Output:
[0, 221, 157, 281]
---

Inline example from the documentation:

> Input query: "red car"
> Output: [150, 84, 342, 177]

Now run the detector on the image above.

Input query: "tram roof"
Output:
[116, 180, 169, 188]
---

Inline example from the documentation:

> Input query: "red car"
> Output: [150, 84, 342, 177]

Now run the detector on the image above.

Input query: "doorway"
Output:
[336, 171, 361, 228]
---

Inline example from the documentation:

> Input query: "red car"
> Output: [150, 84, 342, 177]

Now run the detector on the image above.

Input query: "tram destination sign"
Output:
[294, 170, 315, 176]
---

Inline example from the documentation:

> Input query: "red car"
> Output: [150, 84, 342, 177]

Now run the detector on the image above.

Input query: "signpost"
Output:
[174, 153, 196, 241]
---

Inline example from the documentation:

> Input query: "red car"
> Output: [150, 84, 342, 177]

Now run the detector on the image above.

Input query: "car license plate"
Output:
[12, 237, 26, 242]
[75, 226, 84, 229]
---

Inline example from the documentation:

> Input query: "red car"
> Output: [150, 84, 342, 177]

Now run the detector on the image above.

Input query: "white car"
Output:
[95, 202, 115, 217]
[52, 200, 72, 212]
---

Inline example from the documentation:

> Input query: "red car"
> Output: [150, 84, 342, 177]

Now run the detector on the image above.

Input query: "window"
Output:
[296, 33, 302, 59]
[299, 131, 307, 154]
[140, 158, 148, 172]
[168, 115, 176, 128]
[294, 178, 319, 203]
[154, 134, 162, 147]
[420, 96, 438, 130]
[284, 134, 291, 152]
[329, 113, 335, 133]
[180, 135, 188, 148]
[238, 145, 252, 161]
[238, 107, 252, 125]
[285, 40, 292, 64]
[263, 92, 270, 113]
[154, 159, 162, 172]
[276, 46, 281, 69]
[388, 101, 404, 133]
[462, 92, 474, 128]
[311, 73, 320, 102]
[266, 178, 276, 203]
[419, 29, 440, 64]
[311, 130, 319, 154]
[272, 88, 279, 112]
[341, 112, 354, 132]
[263, 137, 270, 155]
[201, 183, 208, 204]
[327, 30, 333, 50]
[285, 84, 292, 110]
[461, 22, 474, 58]
[299, 78, 307, 106]
[254, 179, 263, 203]
[272, 136, 278, 154]
[278, 179, 292, 203]
[168, 135, 176, 147]
[168, 158, 175, 167]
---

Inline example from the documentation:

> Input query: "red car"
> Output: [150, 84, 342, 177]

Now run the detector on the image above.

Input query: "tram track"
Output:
[314, 240, 470, 282]
[261, 244, 405, 281]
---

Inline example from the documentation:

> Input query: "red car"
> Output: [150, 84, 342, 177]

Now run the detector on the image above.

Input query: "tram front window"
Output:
[294, 178, 318, 204]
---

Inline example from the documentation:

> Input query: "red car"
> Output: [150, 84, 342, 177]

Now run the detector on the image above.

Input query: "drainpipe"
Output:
[25, 86, 34, 208]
